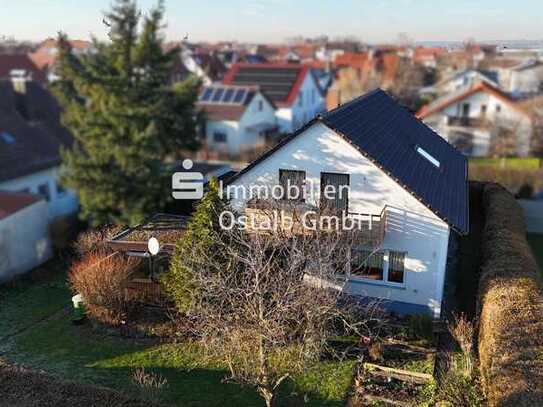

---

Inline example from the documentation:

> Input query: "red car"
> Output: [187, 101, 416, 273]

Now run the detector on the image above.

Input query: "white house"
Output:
[196, 84, 278, 156]
[497, 60, 543, 96]
[0, 192, 52, 283]
[223, 63, 325, 133]
[224, 89, 469, 319]
[427, 69, 500, 96]
[417, 82, 533, 157]
[0, 82, 78, 221]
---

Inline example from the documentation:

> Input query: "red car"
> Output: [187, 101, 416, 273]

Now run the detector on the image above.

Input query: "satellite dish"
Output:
[147, 237, 160, 256]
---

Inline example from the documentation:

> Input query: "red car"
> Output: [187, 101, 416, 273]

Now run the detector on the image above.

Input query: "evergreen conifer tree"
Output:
[53, 0, 200, 225]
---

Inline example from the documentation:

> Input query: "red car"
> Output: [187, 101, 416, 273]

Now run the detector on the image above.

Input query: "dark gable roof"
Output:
[223, 63, 310, 107]
[227, 89, 469, 235]
[0, 54, 46, 83]
[0, 81, 72, 183]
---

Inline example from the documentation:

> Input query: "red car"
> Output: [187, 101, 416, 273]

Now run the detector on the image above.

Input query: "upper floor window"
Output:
[279, 169, 306, 201]
[38, 183, 50, 201]
[56, 182, 66, 196]
[496, 104, 502, 113]
[298, 92, 303, 107]
[320, 172, 349, 211]
[213, 131, 227, 143]
[257, 100, 263, 112]
[481, 104, 487, 116]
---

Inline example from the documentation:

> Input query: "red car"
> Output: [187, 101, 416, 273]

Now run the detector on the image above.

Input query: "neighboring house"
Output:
[0, 80, 78, 221]
[28, 38, 92, 82]
[196, 84, 278, 156]
[0, 54, 46, 85]
[497, 60, 543, 95]
[181, 49, 227, 85]
[427, 69, 500, 96]
[417, 82, 534, 157]
[225, 89, 469, 319]
[223, 63, 325, 133]
[413, 47, 446, 69]
[0, 192, 52, 283]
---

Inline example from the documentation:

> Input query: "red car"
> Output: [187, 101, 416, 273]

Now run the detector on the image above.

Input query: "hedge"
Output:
[477, 183, 543, 406]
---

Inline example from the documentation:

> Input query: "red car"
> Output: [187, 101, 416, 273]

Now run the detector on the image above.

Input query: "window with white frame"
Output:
[348, 249, 406, 284]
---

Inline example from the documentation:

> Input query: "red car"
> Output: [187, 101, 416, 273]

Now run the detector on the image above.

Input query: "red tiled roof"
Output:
[29, 39, 91, 70]
[223, 63, 310, 107]
[0, 191, 42, 220]
[0, 55, 46, 83]
[413, 47, 445, 62]
[334, 52, 373, 70]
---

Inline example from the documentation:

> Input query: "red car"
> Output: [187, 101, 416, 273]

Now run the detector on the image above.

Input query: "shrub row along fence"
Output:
[477, 183, 543, 406]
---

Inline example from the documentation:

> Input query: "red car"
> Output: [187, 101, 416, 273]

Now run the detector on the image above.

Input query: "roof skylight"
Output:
[416, 146, 440, 168]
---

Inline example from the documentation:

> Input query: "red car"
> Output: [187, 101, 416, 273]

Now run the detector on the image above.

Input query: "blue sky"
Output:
[1, 0, 542, 43]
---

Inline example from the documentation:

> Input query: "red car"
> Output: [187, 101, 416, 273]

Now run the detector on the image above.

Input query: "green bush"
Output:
[161, 179, 230, 313]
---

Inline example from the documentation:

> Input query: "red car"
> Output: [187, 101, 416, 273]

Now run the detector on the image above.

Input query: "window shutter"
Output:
[279, 169, 306, 201]
[320, 172, 349, 211]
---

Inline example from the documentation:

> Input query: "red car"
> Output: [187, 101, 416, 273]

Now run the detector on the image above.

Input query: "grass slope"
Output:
[0, 262, 355, 407]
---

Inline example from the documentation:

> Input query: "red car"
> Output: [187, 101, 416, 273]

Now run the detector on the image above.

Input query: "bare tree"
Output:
[177, 203, 383, 407]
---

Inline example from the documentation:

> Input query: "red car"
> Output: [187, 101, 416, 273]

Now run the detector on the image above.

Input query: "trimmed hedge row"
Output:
[477, 183, 543, 406]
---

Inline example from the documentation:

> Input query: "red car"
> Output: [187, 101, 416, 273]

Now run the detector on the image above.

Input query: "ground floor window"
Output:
[213, 131, 227, 143]
[348, 249, 406, 285]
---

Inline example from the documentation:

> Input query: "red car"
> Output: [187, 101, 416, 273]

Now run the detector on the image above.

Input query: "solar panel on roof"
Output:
[200, 87, 213, 102]
[212, 87, 225, 102]
[223, 88, 235, 103]
[233, 89, 246, 103]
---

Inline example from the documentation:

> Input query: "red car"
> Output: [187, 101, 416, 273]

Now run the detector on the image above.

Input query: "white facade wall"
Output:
[276, 73, 325, 134]
[509, 65, 543, 94]
[205, 93, 277, 155]
[227, 122, 451, 318]
[0, 167, 79, 220]
[0, 200, 52, 282]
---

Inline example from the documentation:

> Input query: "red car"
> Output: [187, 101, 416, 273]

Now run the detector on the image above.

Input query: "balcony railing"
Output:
[244, 199, 387, 248]
[447, 116, 489, 127]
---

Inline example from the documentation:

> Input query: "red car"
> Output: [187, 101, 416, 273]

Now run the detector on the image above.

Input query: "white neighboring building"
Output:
[497, 60, 543, 95]
[196, 84, 278, 156]
[428, 69, 500, 95]
[0, 192, 52, 282]
[225, 89, 469, 319]
[0, 83, 78, 221]
[223, 63, 325, 133]
[418, 82, 533, 157]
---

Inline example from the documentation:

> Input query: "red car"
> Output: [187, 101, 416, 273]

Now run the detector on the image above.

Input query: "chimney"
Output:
[9, 69, 30, 94]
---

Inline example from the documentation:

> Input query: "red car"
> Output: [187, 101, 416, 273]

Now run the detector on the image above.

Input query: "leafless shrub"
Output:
[68, 251, 141, 325]
[173, 202, 383, 407]
[73, 225, 124, 257]
[448, 313, 474, 376]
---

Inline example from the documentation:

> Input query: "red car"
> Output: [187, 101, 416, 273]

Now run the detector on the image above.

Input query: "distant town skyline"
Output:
[1, 0, 542, 44]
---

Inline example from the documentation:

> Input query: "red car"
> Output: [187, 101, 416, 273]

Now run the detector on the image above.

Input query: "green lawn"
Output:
[527, 233, 543, 271]
[0, 265, 355, 406]
[469, 157, 542, 170]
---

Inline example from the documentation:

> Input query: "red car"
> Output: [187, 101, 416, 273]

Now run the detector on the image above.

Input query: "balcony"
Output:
[446, 116, 489, 127]
[244, 199, 387, 248]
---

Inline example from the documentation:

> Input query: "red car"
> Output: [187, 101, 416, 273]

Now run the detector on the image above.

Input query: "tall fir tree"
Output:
[53, 0, 200, 226]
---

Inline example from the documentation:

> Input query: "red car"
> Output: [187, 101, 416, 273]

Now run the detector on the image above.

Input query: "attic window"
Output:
[0, 132, 15, 145]
[416, 146, 440, 168]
